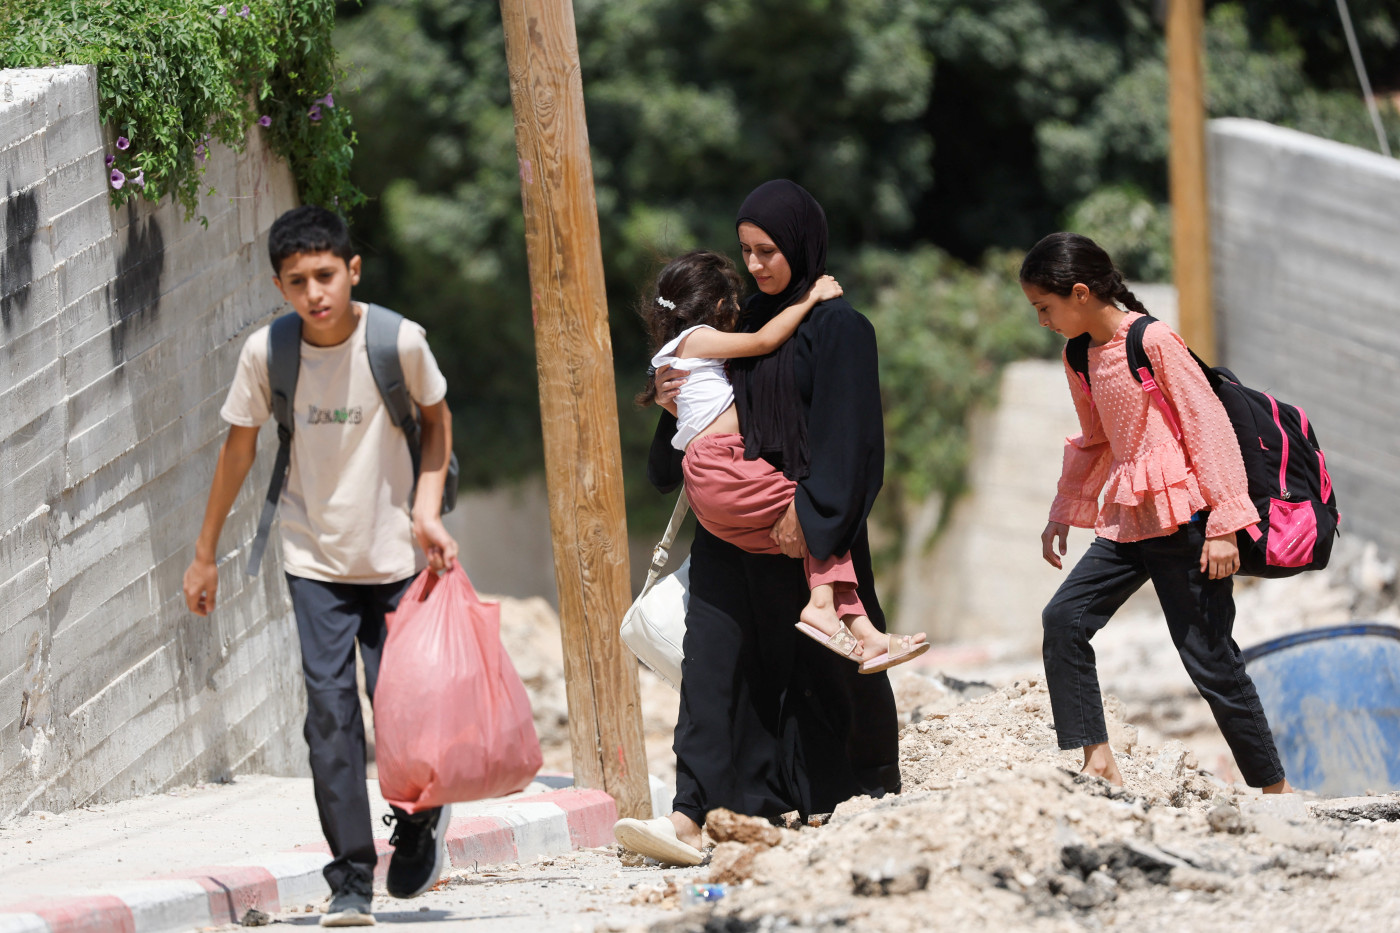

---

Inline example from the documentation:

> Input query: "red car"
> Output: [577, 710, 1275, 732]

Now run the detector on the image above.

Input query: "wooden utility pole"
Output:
[499, 0, 650, 820]
[1167, 0, 1216, 362]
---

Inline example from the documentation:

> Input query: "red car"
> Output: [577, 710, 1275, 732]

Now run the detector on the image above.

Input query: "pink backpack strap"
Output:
[1296, 405, 1333, 503]
[1268, 394, 1291, 498]
[1136, 367, 1181, 440]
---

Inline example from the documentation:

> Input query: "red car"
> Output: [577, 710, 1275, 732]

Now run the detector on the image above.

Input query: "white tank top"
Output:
[651, 324, 735, 451]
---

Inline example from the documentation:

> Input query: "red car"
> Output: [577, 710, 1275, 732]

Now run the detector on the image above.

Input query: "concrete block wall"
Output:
[0, 66, 307, 820]
[1209, 118, 1400, 557]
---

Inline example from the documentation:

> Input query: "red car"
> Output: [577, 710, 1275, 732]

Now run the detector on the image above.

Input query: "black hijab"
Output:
[731, 179, 829, 480]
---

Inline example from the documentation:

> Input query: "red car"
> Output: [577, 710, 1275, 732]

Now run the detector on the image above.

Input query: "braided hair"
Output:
[635, 249, 745, 407]
[1019, 232, 1148, 315]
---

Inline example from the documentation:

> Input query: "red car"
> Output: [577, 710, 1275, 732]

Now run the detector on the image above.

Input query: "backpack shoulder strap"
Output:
[1124, 314, 1157, 383]
[1065, 333, 1091, 384]
[364, 304, 425, 490]
[364, 304, 417, 434]
[247, 313, 302, 576]
[1123, 314, 1186, 440]
[267, 312, 302, 438]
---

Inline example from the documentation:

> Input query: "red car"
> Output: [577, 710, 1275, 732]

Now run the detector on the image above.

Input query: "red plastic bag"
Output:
[375, 563, 543, 813]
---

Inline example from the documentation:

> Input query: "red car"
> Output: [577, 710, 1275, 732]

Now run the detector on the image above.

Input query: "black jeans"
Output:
[1041, 523, 1286, 788]
[285, 573, 414, 891]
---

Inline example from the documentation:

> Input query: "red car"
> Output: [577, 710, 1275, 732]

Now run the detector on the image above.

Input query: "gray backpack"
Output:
[246, 303, 460, 576]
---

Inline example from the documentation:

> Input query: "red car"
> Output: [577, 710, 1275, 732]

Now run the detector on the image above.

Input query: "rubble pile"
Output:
[648, 678, 1400, 933]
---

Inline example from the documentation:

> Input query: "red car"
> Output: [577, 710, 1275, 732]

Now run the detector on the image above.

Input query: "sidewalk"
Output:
[0, 773, 666, 933]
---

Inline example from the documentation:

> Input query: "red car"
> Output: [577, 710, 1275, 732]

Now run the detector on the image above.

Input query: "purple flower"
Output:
[116, 135, 130, 150]
[110, 168, 125, 190]
[130, 168, 145, 189]
[238, 4, 249, 17]
[195, 143, 207, 161]
[317, 93, 335, 109]
[105, 153, 115, 167]
[258, 115, 271, 127]
[217, 4, 227, 14]
[308, 104, 322, 122]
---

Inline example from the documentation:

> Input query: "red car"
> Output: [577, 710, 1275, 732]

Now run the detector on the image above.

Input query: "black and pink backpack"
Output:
[1067, 315, 1340, 578]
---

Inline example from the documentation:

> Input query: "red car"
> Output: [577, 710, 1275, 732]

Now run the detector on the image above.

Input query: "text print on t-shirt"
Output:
[307, 404, 363, 425]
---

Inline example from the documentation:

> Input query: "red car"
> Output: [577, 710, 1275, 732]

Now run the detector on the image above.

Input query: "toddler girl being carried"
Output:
[639, 249, 927, 673]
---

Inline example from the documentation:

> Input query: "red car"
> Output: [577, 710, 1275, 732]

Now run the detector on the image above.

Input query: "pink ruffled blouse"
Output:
[1049, 312, 1259, 543]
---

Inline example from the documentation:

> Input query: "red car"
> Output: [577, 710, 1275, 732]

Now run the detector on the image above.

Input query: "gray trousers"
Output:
[285, 573, 414, 891]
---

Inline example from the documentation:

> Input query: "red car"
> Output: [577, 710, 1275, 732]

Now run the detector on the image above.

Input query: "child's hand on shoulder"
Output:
[806, 274, 842, 305]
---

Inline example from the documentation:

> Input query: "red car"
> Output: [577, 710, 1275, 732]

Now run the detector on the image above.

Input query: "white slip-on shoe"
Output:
[613, 816, 704, 866]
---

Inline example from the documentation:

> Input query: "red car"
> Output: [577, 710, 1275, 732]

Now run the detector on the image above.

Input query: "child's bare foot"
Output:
[843, 616, 929, 673]
[845, 616, 925, 656]
[1081, 742, 1124, 786]
[1262, 778, 1294, 794]
[799, 586, 863, 657]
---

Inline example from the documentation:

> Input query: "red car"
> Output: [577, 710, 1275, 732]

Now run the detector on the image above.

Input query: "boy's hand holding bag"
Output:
[375, 562, 543, 813]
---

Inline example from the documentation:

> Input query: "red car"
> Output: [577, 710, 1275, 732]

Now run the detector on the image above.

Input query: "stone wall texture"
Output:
[0, 66, 307, 820]
[1210, 118, 1400, 557]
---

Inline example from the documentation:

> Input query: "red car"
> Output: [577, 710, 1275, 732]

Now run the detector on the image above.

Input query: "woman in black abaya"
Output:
[615, 179, 901, 864]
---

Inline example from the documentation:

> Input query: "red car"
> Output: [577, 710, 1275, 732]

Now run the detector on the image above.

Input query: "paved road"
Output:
[220, 849, 707, 933]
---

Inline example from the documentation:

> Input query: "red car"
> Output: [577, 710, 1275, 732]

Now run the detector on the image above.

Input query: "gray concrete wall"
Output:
[0, 66, 306, 819]
[1210, 118, 1400, 557]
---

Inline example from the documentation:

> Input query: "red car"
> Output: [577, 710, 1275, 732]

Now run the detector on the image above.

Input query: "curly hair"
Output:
[635, 249, 745, 407]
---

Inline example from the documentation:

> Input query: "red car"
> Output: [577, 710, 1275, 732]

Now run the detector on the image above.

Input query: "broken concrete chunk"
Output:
[1152, 740, 1197, 778]
[851, 858, 930, 896]
[705, 808, 782, 847]
[1207, 798, 1248, 834]
[706, 841, 762, 886]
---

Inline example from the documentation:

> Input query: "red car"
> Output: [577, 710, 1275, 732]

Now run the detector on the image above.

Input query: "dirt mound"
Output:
[648, 677, 1400, 933]
[497, 596, 678, 788]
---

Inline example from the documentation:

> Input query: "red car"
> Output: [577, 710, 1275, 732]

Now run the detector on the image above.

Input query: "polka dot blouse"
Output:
[1048, 312, 1259, 543]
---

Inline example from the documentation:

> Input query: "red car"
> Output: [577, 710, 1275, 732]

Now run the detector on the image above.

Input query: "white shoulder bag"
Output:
[620, 489, 690, 691]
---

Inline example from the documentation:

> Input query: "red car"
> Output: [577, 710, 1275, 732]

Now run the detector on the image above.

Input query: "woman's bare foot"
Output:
[669, 811, 703, 850]
[799, 586, 863, 657]
[1262, 778, 1294, 794]
[1081, 742, 1124, 786]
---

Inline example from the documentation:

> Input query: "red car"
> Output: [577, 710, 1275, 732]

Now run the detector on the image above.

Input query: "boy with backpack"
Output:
[182, 206, 458, 925]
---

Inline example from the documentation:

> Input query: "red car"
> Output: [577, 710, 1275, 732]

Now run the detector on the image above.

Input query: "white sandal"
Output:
[613, 817, 704, 866]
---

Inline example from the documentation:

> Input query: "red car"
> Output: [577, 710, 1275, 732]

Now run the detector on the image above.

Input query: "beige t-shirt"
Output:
[221, 303, 449, 584]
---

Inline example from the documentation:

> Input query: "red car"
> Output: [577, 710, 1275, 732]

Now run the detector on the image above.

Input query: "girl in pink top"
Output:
[1022, 233, 1291, 794]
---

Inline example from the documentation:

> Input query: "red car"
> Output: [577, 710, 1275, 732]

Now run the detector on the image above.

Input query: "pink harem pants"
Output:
[682, 433, 865, 617]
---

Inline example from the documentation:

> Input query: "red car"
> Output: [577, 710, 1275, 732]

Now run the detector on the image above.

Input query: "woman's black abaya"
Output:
[647, 180, 900, 823]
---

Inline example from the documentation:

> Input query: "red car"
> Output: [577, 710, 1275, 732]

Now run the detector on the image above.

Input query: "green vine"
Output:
[0, 0, 362, 220]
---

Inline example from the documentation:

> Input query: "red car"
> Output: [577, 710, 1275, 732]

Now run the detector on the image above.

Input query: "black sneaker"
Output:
[321, 877, 375, 927]
[383, 804, 452, 898]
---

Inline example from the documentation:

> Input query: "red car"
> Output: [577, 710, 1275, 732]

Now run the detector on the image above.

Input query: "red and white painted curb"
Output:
[0, 787, 618, 933]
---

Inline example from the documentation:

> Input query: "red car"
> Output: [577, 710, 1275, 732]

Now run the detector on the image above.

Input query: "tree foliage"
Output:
[332, 0, 1400, 529]
[1, 0, 362, 218]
